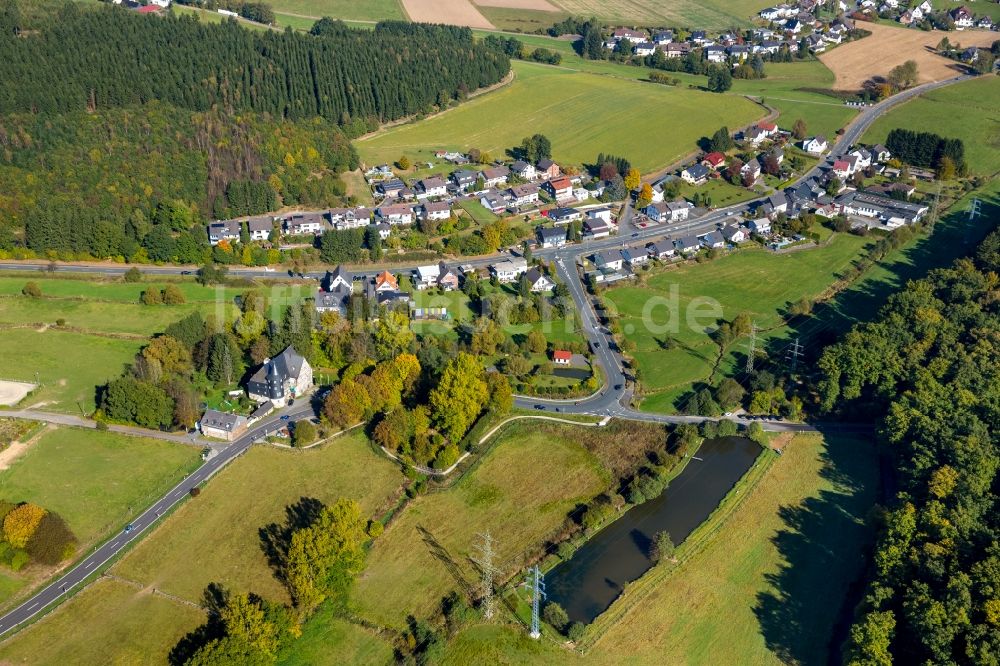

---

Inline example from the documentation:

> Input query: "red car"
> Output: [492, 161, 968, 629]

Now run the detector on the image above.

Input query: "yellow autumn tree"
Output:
[4, 503, 47, 548]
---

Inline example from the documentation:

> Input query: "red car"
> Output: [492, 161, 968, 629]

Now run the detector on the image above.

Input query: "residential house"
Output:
[329, 207, 371, 230]
[490, 257, 528, 283]
[806, 33, 827, 53]
[728, 44, 750, 61]
[422, 201, 451, 222]
[950, 6, 974, 29]
[681, 163, 710, 185]
[702, 152, 727, 170]
[365, 164, 393, 180]
[701, 231, 726, 248]
[645, 200, 690, 223]
[199, 409, 248, 442]
[675, 236, 702, 255]
[544, 177, 574, 202]
[583, 217, 613, 238]
[722, 224, 747, 243]
[647, 240, 675, 260]
[537, 226, 568, 249]
[247, 216, 273, 242]
[283, 212, 327, 236]
[749, 217, 772, 235]
[245, 346, 313, 408]
[653, 30, 674, 44]
[208, 220, 241, 245]
[594, 249, 624, 272]
[377, 178, 406, 198]
[767, 192, 789, 214]
[416, 176, 448, 199]
[803, 136, 828, 154]
[849, 147, 873, 171]
[705, 45, 727, 63]
[870, 144, 890, 162]
[325, 265, 353, 292]
[374, 222, 392, 240]
[587, 207, 614, 225]
[741, 159, 762, 183]
[374, 271, 399, 293]
[437, 264, 460, 291]
[548, 207, 582, 224]
[552, 350, 573, 366]
[661, 42, 691, 58]
[535, 158, 561, 180]
[766, 146, 785, 166]
[523, 267, 554, 292]
[451, 169, 479, 191]
[621, 245, 649, 267]
[690, 30, 713, 46]
[832, 158, 852, 179]
[633, 41, 657, 56]
[481, 166, 510, 188]
[413, 264, 442, 290]
[480, 190, 508, 213]
[611, 27, 648, 42]
[977, 16, 992, 29]
[377, 203, 415, 226]
[511, 160, 537, 180]
[508, 183, 540, 208]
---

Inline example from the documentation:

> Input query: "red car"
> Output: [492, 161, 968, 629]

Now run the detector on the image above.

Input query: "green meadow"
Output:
[864, 75, 1000, 175]
[357, 60, 764, 174]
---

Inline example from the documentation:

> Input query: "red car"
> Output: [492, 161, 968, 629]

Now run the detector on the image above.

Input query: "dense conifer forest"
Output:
[819, 228, 1000, 664]
[0, 1, 511, 260]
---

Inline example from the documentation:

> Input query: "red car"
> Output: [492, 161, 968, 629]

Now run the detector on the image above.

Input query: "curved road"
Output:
[0, 401, 314, 638]
[0, 75, 947, 638]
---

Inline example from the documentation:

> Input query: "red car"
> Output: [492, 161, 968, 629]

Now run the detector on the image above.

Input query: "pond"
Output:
[545, 436, 761, 624]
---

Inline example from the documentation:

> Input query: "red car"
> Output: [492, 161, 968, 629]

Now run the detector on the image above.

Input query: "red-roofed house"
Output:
[758, 121, 778, 133]
[832, 159, 851, 179]
[137, 4, 162, 12]
[702, 152, 727, 169]
[552, 350, 573, 365]
[544, 177, 574, 202]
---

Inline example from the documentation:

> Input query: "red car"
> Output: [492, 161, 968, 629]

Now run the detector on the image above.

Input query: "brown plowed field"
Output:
[820, 22, 998, 90]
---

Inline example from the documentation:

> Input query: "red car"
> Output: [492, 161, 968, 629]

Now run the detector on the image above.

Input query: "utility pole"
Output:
[472, 532, 499, 620]
[529, 565, 546, 639]
[745, 320, 757, 374]
[787, 338, 804, 374]
[969, 198, 981, 222]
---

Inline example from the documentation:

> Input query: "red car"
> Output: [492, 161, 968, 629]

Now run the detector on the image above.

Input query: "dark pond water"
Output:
[552, 367, 591, 380]
[546, 436, 761, 623]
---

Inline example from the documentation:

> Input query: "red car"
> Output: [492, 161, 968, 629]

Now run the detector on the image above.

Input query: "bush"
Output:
[9, 549, 28, 571]
[717, 419, 738, 437]
[366, 520, 384, 539]
[123, 267, 142, 283]
[189, 487, 201, 497]
[567, 621, 585, 641]
[26, 512, 77, 565]
[433, 443, 460, 470]
[651, 530, 675, 563]
[55, 318, 66, 327]
[140, 288, 162, 305]
[161, 284, 186, 305]
[292, 420, 317, 447]
[21, 282, 41, 298]
[543, 601, 569, 632]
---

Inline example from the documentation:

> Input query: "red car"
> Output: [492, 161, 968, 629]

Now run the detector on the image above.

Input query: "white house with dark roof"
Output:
[511, 160, 536, 180]
[523, 267, 554, 292]
[803, 136, 828, 154]
[508, 183, 540, 207]
[246, 216, 273, 242]
[422, 201, 451, 221]
[416, 177, 448, 199]
[490, 257, 528, 283]
[208, 220, 241, 245]
[681, 163, 709, 185]
[481, 166, 510, 188]
[537, 226, 568, 249]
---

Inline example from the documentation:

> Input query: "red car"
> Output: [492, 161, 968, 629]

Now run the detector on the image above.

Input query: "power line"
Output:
[786, 337, 804, 374]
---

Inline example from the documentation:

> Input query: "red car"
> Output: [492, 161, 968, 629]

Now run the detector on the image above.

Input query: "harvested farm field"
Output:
[401, 0, 495, 27]
[819, 22, 997, 90]
[474, 0, 559, 9]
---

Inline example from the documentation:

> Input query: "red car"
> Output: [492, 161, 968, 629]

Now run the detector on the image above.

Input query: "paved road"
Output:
[0, 401, 314, 638]
[0, 409, 206, 446]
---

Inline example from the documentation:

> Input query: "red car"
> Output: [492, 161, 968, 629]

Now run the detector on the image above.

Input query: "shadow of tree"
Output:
[258, 496, 324, 582]
[753, 435, 878, 666]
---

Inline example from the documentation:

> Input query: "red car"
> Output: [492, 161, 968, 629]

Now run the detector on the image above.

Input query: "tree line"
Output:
[818, 226, 1000, 664]
[0, 3, 509, 127]
[885, 128, 967, 176]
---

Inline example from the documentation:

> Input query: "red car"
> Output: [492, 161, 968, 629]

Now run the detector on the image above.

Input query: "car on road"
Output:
[124, 524, 134, 534]
[631, 232, 639, 237]
[180, 270, 192, 275]
[614, 384, 623, 390]
[280, 415, 290, 421]
[533, 405, 545, 410]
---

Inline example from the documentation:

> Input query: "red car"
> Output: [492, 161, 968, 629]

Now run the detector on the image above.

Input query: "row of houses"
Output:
[589, 225, 750, 279]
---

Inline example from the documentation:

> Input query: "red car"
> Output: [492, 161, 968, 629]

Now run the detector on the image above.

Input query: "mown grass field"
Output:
[0, 328, 141, 413]
[268, 0, 405, 21]
[353, 424, 609, 628]
[549, 0, 772, 29]
[0, 427, 200, 550]
[437, 432, 877, 664]
[357, 60, 764, 174]
[604, 234, 870, 410]
[0, 578, 205, 666]
[864, 75, 1000, 175]
[112, 431, 402, 605]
